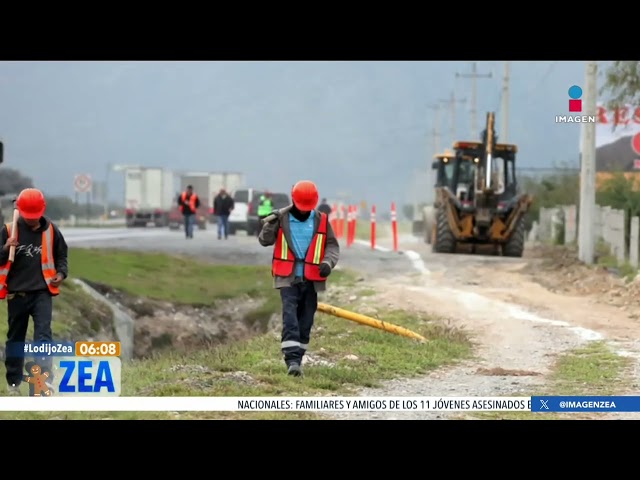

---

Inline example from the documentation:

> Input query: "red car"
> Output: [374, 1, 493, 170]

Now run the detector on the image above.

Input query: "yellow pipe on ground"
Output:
[317, 303, 426, 342]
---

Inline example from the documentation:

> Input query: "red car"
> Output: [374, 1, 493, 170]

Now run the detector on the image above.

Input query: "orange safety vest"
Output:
[272, 212, 328, 282]
[0, 222, 59, 300]
[180, 192, 198, 213]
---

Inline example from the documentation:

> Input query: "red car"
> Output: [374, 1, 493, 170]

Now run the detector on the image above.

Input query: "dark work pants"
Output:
[5, 291, 54, 386]
[280, 281, 318, 366]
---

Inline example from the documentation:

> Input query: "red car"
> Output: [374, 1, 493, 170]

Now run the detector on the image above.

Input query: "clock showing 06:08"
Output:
[75, 341, 121, 357]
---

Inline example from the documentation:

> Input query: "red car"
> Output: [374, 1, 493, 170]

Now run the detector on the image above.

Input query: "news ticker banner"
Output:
[4, 396, 640, 412]
[9, 341, 121, 397]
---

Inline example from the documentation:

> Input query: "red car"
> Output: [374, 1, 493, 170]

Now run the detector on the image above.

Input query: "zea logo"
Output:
[51, 356, 122, 396]
[555, 85, 596, 124]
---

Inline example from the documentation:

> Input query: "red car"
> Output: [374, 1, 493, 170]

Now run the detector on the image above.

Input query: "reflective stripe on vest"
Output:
[180, 192, 198, 213]
[272, 227, 296, 278]
[0, 222, 60, 299]
[271, 212, 328, 281]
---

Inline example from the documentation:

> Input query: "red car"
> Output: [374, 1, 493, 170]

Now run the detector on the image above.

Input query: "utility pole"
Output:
[500, 61, 510, 142]
[440, 91, 467, 146]
[578, 61, 598, 265]
[456, 62, 493, 139]
[428, 103, 442, 153]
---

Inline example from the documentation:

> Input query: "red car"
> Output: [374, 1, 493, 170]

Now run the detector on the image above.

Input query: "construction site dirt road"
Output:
[66, 226, 640, 419]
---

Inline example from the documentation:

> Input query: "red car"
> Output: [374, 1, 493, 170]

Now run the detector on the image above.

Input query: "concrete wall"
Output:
[533, 204, 637, 267]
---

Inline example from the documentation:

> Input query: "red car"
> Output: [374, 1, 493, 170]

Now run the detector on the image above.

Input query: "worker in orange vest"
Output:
[0, 188, 68, 396]
[258, 180, 340, 377]
[178, 185, 201, 239]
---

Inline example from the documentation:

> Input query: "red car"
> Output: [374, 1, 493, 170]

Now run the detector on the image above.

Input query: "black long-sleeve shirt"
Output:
[0, 216, 68, 293]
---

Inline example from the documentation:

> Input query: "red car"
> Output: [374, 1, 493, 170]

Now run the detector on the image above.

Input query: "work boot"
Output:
[287, 363, 303, 377]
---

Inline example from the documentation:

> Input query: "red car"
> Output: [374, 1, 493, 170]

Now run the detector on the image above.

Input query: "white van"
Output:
[228, 188, 257, 235]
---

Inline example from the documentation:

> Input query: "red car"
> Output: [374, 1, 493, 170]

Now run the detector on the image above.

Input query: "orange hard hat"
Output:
[16, 188, 46, 220]
[291, 180, 319, 211]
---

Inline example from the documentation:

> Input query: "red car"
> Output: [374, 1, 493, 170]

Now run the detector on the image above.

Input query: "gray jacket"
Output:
[258, 206, 340, 292]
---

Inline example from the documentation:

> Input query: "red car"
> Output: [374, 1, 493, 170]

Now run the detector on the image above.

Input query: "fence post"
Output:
[631, 216, 639, 269]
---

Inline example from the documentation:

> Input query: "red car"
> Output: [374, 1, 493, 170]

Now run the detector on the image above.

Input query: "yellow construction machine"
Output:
[422, 112, 532, 256]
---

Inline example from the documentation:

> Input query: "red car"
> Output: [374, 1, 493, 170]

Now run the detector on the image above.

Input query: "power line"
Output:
[456, 62, 493, 139]
[427, 103, 442, 153]
[526, 61, 558, 97]
[439, 91, 467, 147]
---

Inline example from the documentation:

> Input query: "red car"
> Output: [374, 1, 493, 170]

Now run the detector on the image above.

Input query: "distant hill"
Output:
[596, 135, 640, 172]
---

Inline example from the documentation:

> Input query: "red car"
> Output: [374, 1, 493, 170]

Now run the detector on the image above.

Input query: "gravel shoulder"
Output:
[327, 234, 640, 420]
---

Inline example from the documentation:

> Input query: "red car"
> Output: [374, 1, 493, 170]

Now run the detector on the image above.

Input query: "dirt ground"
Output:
[328, 235, 640, 420]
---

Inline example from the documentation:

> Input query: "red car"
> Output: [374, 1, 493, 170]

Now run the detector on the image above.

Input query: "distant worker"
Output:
[0, 188, 69, 396]
[259, 180, 340, 377]
[178, 185, 200, 239]
[256, 193, 273, 237]
[317, 198, 332, 215]
[213, 188, 234, 240]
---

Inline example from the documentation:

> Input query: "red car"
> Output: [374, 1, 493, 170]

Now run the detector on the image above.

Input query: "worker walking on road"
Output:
[213, 189, 234, 240]
[259, 180, 340, 377]
[256, 193, 273, 237]
[0, 188, 69, 396]
[178, 185, 200, 239]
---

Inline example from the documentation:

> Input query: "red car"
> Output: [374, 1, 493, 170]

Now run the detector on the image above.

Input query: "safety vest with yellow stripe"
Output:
[0, 222, 60, 300]
[272, 212, 328, 282]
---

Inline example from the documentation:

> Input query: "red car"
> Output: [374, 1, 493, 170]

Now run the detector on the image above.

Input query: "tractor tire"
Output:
[433, 206, 455, 253]
[503, 216, 526, 257]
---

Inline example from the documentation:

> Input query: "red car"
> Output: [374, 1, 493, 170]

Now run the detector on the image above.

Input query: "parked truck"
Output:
[124, 167, 175, 228]
[169, 172, 246, 230]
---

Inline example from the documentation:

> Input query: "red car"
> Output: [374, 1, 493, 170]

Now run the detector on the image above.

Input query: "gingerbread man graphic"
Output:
[23, 364, 52, 397]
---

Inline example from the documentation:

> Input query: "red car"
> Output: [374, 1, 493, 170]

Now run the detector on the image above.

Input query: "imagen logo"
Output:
[555, 85, 595, 124]
[569, 85, 582, 112]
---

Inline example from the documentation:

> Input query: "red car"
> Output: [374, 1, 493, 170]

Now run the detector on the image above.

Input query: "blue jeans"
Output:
[184, 214, 195, 238]
[280, 281, 317, 366]
[217, 215, 229, 238]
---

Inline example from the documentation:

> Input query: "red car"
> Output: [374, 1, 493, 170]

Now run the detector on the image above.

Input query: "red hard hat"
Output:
[16, 188, 46, 220]
[291, 180, 319, 211]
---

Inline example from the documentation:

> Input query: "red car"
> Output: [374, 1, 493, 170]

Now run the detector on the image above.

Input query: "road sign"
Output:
[74, 174, 92, 193]
[632, 133, 640, 156]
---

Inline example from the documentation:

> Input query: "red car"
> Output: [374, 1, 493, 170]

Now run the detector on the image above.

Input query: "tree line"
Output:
[0, 167, 117, 220]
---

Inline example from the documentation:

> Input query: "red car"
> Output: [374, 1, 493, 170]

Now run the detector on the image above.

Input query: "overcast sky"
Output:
[0, 61, 602, 210]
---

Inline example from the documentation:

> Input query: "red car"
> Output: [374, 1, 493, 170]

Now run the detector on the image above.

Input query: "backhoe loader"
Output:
[423, 112, 532, 256]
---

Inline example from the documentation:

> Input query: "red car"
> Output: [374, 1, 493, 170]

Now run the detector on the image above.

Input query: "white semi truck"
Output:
[123, 167, 175, 227]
